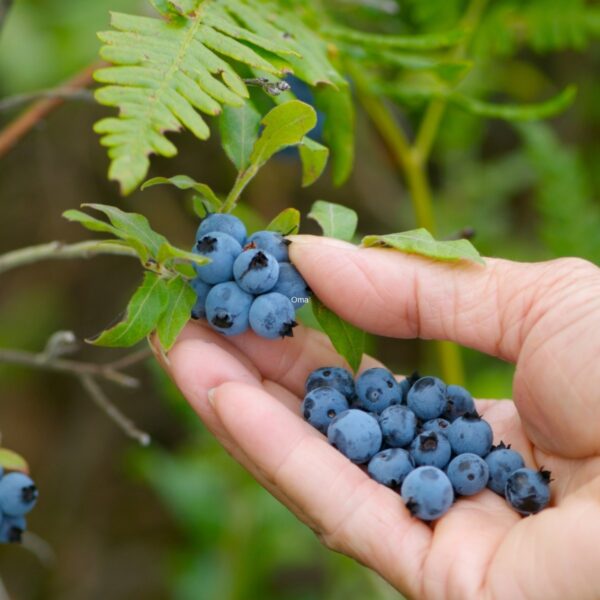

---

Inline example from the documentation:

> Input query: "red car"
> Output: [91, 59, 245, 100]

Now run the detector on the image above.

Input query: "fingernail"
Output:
[286, 234, 357, 250]
[207, 387, 217, 407]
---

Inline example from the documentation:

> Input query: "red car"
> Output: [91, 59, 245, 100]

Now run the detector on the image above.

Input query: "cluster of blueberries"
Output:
[0, 470, 38, 543]
[189, 214, 311, 339]
[302, 367, 552, 521]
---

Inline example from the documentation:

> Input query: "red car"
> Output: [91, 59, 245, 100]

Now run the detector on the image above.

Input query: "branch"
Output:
[0, 240, 138, 276]
[80, 375, 150, 446]
[0, 88, 94, 112]
[0, 62, 102, 159]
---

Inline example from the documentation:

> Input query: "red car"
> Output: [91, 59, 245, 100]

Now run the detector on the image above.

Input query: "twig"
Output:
[0, 88, 94, 112]
[243, 77, 290, 96]
[0, 0, 13, 32]
[106, 347, 153, 371]
[21, 531, 56, 568]
[0, 62, 102, 159]
[0, 348, 141, 389]
[0, 240, 137, 276]
[79, 375, 150, 446]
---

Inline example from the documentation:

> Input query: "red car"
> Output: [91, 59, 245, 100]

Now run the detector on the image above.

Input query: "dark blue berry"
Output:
[367, 448, 414, 488]
[410, 431, 452, 469]
[0, 515, 26, 543]
[189, 276, 212, 320]
[378, 405, 418, 447]
[193, 232, 242, 284]
[249, 292, 297, 339]
[305, 367, 355, 401]
[401, 466, 454, 521]
[0, 473, 38, 517]
[302, 387, 349, 434]
[205, 282, 253, 336]
[327, 409, 382, 464]
[407, 376, 447, 420]
[446, 453, 489, 496]
[443, 384, 476, 422]
[485, 442, 526, 495]
[197, 213, 246, 246]
[505, 468, 551, 515]
[233, 249, 280, 294]
[447, 412, 493, 457]
[271, 262, 311, 310]
[247, 230, 290, 262]
[422, 418, 450, 436]
[355, 368, 402, 413]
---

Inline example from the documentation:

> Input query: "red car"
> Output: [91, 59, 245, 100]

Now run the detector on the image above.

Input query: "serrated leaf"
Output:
[299, 138, 329, 187]
[324, 25, 465, 49]
[0, 449, 29, 474]
[83, 204, 167, 258]
[156, 276, 196, 350]
[266, 208, 301, 235]
[89, 272, 169, 347]
[361, 229, 485, 264]
[249, 100, 317, 169]
[312, 297, 364, 373]
[219, 100, 262, 171]
[452, 86, 577, 121]
[308, 201, 358, 242]
[314, 83, 355, 186]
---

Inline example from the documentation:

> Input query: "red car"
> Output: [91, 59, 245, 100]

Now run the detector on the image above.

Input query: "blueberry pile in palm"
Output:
[189, 214, 310, 339]
[302, 366, 552, 522]
[0, 470, 39, 543]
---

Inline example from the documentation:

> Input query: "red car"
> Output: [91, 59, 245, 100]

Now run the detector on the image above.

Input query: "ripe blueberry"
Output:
[367, 448, 414, 488]
[422, 418, 450, 436]
[189, 276, 212, 320]
[447, 412, 493, 457]
[378, 405, 418, 447]
[246, 230, 290, 262]
[249, 292, 297, 339]
[407, 376, 447, 420]
[193, 231, 242, 284]
[410, 431, 452, 469]
[355, 368, 402, 413]
[305, 366, 355, 401]
[505, 468, 551, 515]
[443, 384, 476, 422]
[485, 442, 526, 495]
[401, 466, 454, 521]
[205, 282, 253, 336]
[270, 262, 311, 310]
[302, 387, 349, 434]
[233, 249, 279, 294]
[0, 515, 26, 544]
[327, 409, 382, 464]
[196, 213, 247, 246]
[0, 472, 38, 517]
[446, 453, 489, 496]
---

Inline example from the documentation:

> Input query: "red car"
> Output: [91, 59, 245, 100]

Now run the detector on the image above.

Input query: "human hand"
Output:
[163, 236, 600, 600]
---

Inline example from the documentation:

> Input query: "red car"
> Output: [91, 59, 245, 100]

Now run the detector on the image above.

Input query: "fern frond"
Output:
[94, 1, 302, 194]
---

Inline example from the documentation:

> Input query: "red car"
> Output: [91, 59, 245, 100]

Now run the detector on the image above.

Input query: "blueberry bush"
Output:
[0, 0, 598, 597]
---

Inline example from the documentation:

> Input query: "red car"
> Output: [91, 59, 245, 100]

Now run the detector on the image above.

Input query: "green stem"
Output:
[0, 240, 137, 276]
[221, 167, 257, 213]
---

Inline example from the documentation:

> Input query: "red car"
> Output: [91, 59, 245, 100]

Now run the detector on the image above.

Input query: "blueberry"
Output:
[367, 448, 414, 488]
[193, 232, 243, 284]
[249, 292, 297, 339]
[246, 230, 290, 262]
[327, 409, 382, 464]
[0, 515, 26, 543]
[447, 412, 493, 457]
[233, 249, 280, 294]
[443, 384, 476, 422]
[398, 371, 421, 404]
[485, 442, 526, 495]
[270, 262, 311, 310]
[196, 213, 247, 246]
[505, 468, 551, 515]
[378, 405, 418, 447]
[407, 376, 447, 420]
[302, 387, 349, 434]
[410, 431, 452, 469]
[422, 418, 451, 436]
[205, 282, 253, 336]
[189, 276, 212, 320]
[0, 473, 38, 517]
[401, 466, 454, 521]
[305, 367, 355, 401]
[355, 368, 402, 413]
[446, 453, 489, 496]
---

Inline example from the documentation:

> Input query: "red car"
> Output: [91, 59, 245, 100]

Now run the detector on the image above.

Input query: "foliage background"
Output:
[0, 0, 598, 597]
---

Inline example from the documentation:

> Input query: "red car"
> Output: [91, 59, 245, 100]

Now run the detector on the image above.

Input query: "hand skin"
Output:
[162, 235, 600, 600]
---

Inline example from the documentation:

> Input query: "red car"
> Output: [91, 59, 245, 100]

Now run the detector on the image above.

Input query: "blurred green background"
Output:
[0, 0, 598, 598]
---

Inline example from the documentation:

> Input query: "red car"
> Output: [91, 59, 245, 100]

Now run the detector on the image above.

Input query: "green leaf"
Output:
[156, 241, 210, 267]
[311, 297, 365, 373]
[324, 25, 465, 49]
[89, 272, 169, 347]
[299, 138, 329, 187]
[219, 100, 262, 171]
[314, 83, 355, 186]
[451, 86, 577, 121]
[83, 204, 167, 257]
[249, 100, 317, 169]
[142, 176, 221, 205]
[0, 448, 29, 474]
[266, 208, 301, 235]
[63, 209, 122, 237]
[361, 229, 485, 264]
[308, 201, 358, 242]
[156, 276, 196, 350]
